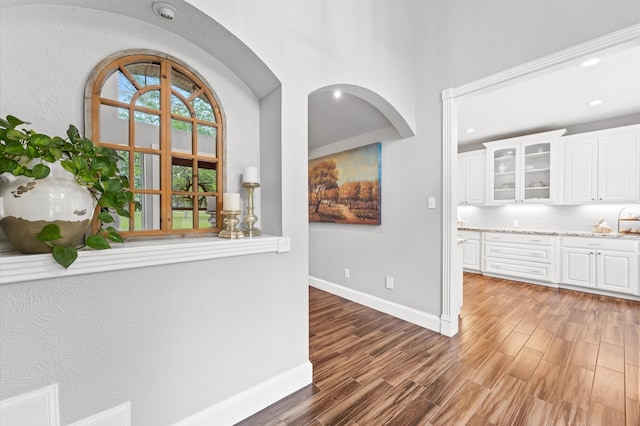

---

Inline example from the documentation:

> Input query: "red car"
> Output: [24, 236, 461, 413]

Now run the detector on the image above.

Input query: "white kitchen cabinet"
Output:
[483, 232, 557, 283]
[484, 129, 565, 205]
[459, 230, 481, 272]
[560, 237, 640, 295]
[563, 125, 639, 203]
[458, 151, 486, 205]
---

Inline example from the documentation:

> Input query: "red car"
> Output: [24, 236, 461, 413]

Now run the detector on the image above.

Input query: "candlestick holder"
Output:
[218, 210, 244, 239]
[241, 182, 262, 237]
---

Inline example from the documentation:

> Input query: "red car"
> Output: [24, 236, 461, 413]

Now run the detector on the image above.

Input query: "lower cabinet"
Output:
[483, 233, 556, 283]
[459, 230, 481, 272]
[560, 237, 640, 296]
[460, 229, 640, 298]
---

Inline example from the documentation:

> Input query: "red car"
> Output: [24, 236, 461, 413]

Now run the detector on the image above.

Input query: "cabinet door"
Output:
[564, 137, 598, 203]
[457, 158, 466, 205]
[522, 141, 552, 202]
[596, 250, 639, 294]
[597, 133, 638, 202]
[465, 154, 486, 204]
[462, 239, 481, 271]
[489, 147, 518, 203]
[561, 248, 596, 288]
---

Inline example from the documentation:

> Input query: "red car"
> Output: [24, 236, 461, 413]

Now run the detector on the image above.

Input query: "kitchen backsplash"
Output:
[457, 204, 634, 233]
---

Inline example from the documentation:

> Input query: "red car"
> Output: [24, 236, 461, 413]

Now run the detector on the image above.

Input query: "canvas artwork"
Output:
[308, 142, 381, 224]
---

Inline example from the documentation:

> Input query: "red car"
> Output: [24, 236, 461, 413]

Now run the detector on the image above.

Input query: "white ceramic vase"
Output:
[0, 161, 96, 253]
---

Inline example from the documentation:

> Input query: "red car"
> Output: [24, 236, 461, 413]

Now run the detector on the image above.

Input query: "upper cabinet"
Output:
[458, 150, 486, 205]
[483, 129, 566, 204]
[563, 125, 639, 203]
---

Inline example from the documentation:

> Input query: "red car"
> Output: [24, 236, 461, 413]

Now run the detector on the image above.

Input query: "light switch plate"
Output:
[428, 197, 436, 209]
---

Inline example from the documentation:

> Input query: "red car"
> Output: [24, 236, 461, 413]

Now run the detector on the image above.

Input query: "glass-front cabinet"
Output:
[485, 129, 566, 204]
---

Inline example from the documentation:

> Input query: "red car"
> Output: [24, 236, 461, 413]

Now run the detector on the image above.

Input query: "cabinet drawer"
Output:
[485, 232, 554, 246]
[485, 258, 553, 282]
[485, 242, 554, 263]
[458, 230, 480, 240]
[561, 237, 639, 252]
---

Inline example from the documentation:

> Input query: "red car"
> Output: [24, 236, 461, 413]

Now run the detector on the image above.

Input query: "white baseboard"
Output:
[174, 361, 313, 426]
[309, 276, 442, 333]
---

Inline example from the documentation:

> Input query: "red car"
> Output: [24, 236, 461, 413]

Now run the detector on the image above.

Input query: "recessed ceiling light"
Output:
[333, 90, 342, 99]
[152, 2, 178, 20]
[464, 128, 475, 133]
[588, 99, 604, 106]
[580, 58, 600, 68]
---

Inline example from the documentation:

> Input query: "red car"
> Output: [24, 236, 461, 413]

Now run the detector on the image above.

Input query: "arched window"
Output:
[87, 52, 223, 236]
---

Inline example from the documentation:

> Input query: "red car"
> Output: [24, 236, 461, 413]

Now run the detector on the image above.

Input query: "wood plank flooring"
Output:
[237, 274, 640, 425]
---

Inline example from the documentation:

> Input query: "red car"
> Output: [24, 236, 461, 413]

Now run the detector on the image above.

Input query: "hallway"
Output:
[238, 274, 640, 425]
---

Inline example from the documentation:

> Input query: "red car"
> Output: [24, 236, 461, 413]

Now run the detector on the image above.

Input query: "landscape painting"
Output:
[308, 142, 381, 224]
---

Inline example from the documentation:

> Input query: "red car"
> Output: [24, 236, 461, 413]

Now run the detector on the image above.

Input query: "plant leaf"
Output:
[31, 163, 51, 179]
[97, 211, 115, 223]
[36, 224, 63, 242]
[52, 246, 78, 269]
[106, 230, 124, 243]
[86, 234, 111, 250]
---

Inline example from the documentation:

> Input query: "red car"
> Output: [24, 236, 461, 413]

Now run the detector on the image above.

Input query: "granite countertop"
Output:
[458, 226, 640, 240]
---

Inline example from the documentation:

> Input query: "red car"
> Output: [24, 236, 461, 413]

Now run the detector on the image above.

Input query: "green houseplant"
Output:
[0, 115, 139, 268]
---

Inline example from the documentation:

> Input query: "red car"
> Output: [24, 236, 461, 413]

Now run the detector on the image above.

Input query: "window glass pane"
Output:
[171, 69, 197, 98]
[109, 205, 129, 232]
[197, 125, 216, 157]
[125, 63, 160, 88]
[172, 195, 194, 230]
[134, 112, 160, 149]
[198, 163, 217, 193]
[136, 90, 160, 110]
[101, 70, 130, 102]
[172, 163, 193, 192]
[100, 104, 129, 146]
[136, 194, 161, 231]
[115, 150, 130, 181]
[134, 153, 160, 190]
[198, 206, 212, 229]
[192, 94, 215, 122]
[171, 119, 192, 154]
[171, 94, 190, 117]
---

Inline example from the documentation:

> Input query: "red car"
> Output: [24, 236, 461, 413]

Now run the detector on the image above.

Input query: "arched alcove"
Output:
[309, 84, 414, 148]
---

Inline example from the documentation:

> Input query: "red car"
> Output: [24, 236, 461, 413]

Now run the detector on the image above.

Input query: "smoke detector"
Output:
[152, 2, 178, 21]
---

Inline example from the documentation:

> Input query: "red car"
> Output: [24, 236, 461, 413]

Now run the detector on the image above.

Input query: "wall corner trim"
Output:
[0, 383, 60, 426]
[173, 361, 312, 426]
[309, 276, 442, 333]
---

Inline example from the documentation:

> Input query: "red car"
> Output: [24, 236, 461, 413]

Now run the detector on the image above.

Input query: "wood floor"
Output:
[237, 274, 640, 425]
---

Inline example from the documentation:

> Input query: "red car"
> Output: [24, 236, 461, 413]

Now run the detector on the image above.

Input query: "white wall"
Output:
[0, 4, 306, 425]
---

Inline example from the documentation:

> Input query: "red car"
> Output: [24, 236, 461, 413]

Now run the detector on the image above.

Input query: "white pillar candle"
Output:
[223, 192, 240, 211]
[243, 166, 258, 183]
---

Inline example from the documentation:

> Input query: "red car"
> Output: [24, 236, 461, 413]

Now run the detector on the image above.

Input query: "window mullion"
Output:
[160, 60, 172, 233]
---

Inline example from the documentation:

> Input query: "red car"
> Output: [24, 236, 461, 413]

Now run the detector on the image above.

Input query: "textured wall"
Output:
[0, 4, 307, 425]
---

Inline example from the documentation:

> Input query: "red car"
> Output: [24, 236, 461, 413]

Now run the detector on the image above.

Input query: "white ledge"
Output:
[0, 235, 283, 285]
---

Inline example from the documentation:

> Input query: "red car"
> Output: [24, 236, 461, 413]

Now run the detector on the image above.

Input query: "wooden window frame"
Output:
[86, 51, 224, 237]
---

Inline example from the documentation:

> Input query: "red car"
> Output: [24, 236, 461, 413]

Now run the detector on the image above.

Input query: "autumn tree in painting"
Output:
[309, 160, 339, 213]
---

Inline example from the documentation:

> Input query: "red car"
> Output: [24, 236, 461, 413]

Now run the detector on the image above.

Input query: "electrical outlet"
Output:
[277, 237, 291, 253]
[385, 276, 394, 290]
[344, 268, 350, 279]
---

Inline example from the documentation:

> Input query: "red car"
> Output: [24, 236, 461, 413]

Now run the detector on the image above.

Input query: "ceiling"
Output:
[308, 42, 639, 151]
[308, 91, 392, 150]
[457, 43, 640, 147]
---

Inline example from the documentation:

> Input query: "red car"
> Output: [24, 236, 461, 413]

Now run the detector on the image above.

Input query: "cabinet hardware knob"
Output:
[590, 252, 595, 254]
